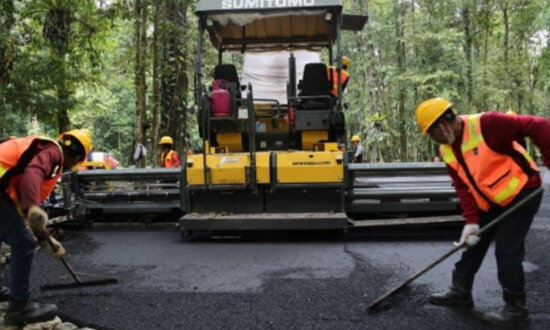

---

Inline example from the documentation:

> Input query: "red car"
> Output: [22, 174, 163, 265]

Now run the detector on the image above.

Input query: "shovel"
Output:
[368, 186, 543, 313]
[40, 235, 118, 291]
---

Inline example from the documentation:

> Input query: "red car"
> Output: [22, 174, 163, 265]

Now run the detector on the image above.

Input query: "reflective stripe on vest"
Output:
[161, 150, 172, 167]
[0, 136, 63, 215]
[439, 114, 538, 211]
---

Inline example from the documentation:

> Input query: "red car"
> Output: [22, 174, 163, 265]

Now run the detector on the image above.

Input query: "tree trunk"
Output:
[42, 7, 72, 133]
[134, 0, 148, 168]
[502, 4, 509, 65]
[56, 64, 70, 133]
[151, 0, 161, 165]
[480, 0, 492, 111]
[462, 1, 473, 106]
[0, 0, 15, 131]
[359, 0, 381, 161]
[501, 1, 510, 109]
[161, 0, 190, 153]
[394, 2, 407, 161]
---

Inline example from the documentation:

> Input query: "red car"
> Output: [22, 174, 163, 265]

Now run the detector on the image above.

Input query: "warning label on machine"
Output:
[291, 161, 331, 166]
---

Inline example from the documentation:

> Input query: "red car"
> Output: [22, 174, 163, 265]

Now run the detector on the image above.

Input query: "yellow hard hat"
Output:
[59, 129, 93, 162]
[505, 110, 517, 116]
[159, 136, 174, 145]
[342, 56, 350, 68]
[414, 98, 453, 137]
[351, 135, 360, 142]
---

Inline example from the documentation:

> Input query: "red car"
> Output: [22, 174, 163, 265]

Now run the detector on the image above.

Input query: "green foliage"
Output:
[1, 0, 549, 163]
[342, 0, 549, 162]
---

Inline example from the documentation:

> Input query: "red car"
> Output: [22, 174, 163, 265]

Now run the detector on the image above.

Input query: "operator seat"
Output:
[214, 64, 240, 87]
[298, 63, 332, 109]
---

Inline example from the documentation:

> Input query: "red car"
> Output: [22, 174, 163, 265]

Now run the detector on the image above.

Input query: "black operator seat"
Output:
[298, 63, 332, 109]
[214, 64, 240, 86]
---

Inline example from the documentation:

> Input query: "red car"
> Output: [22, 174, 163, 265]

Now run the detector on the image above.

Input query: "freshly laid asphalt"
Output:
[16, 191, 550, 329]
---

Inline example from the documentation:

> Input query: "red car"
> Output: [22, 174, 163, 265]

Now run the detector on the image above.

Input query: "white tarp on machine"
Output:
[241, 50, 321, 104]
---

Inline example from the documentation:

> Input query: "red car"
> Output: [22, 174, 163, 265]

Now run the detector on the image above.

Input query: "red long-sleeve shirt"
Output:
[446, 111, 550, 224]
[0, 140, 63, 214]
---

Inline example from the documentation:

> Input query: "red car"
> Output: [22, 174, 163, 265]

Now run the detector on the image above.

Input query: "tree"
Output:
[0, 0, 15, 133]
[151, 0, 161, 164]
[159, 0, 192, 154]
[394, 1, 407, 160]
[2, 0, 549, 164]
[134, 0, 148, 168]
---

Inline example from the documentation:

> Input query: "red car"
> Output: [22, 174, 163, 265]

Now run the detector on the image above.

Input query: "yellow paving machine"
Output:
[65, 1, 461, 234]
[179, 0, 368, 235]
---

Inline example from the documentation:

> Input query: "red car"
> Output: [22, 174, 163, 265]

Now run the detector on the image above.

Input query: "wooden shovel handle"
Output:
[44, 236, 82, 284]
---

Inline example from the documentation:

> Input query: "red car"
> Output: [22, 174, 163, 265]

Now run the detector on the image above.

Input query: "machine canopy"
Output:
[196, 0, 367, 51]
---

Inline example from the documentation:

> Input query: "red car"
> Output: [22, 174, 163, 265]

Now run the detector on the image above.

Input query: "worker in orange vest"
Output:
[350, 135, 364, 163]
[327, 56, 350, 97]
[158, 136, 181, 168]
[0, 129, 92, 327]
[415, 98, 550, 326]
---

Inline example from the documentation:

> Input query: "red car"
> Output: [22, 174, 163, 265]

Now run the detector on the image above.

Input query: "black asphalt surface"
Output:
[11, 191, 550, 329]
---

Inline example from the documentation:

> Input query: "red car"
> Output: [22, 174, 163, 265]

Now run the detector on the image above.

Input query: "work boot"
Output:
[429, 271, 474, 308]
[0, 286, 9, 302]
[482, 290, 530, 326]
[4, 299, 58, 327]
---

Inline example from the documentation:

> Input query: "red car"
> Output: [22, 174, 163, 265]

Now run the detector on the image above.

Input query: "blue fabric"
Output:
[454, 187, 543, 292]
[0, 203, 35, 302]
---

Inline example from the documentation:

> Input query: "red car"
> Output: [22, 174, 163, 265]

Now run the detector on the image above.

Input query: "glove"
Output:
[542, 169, 550, 190]
[27, 205, 48, 237]
[459, 224, 480, 248]
[39, 237, 66, 259]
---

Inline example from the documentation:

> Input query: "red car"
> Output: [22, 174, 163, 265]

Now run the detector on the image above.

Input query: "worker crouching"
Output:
[415, 98, 550, 326]
[0, 129, 92, 327]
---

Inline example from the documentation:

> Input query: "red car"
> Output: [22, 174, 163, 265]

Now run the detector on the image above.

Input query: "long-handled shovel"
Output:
[40, 235, 118, 291]
[367, 186, 543, 313]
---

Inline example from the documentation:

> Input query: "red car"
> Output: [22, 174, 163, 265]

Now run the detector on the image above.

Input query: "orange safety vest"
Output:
[327, 67, 350, 97]
[161, 150, 181, 168]
[0, 136, 63, 215]
[439, 114, 538, 211]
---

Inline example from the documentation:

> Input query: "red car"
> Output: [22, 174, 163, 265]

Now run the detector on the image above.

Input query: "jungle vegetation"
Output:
[1, 0, 549, 166]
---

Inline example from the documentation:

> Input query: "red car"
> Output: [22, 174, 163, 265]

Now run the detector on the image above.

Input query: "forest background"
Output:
[1, 0, 549, 166]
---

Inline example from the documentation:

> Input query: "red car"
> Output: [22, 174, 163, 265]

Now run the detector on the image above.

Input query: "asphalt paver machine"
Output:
[56, 1, 461, 230]
[180, 0, 368, 235]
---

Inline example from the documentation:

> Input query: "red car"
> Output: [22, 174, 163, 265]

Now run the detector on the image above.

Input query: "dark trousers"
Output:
[0, 203, 36, 302]
[454, 187, 543, 292]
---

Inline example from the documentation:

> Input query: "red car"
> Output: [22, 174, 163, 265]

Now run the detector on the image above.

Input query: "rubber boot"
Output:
[3, 299, 58, 327]
[482, 290, 530, 326]
[429, 271, 474, 308]
[0, 286, 9, 302]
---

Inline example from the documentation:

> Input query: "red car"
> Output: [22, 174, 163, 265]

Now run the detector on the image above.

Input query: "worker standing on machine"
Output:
[328, 56, 350, 97]
[350, 135, 364, 163]
[414, 98, 550, 326]
[0, 129, 92, 327]
[158, 136, 181, 168]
